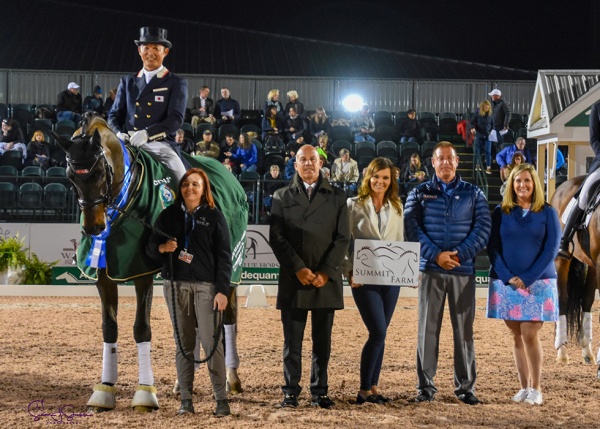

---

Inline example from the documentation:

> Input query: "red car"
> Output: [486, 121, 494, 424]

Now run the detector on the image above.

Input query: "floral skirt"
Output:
[486, 278, 558, 322]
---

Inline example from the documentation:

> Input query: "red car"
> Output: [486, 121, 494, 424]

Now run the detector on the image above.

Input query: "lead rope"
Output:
[167, 251, 224, 364]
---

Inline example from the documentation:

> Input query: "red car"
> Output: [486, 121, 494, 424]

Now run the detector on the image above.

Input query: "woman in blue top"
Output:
[227, 132, 258, 173]
[486, 162, 561, 406]
[470, 100, 494, 174]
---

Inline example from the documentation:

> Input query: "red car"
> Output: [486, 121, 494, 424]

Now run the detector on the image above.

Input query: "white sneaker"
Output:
[524, 388, 543, 405]
[511, 388, 529, 403]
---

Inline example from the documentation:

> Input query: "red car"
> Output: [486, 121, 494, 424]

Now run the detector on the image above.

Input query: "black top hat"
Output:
[135, 27, 172, 49]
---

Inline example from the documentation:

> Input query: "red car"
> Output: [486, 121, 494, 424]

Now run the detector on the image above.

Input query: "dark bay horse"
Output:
[53, 115, 248, 411]
[550, 175, 600, 377]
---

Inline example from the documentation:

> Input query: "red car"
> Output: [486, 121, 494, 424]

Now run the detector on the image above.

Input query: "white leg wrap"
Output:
[581, 312, 593, 348]
[555, 315, 568, 350]
[137, 342, 154, 386]
[101, 343, 118, 385]
[224, 324, 240, 369]
[597, 345, 600, 364]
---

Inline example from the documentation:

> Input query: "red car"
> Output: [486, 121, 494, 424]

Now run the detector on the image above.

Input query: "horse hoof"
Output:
[226, 380, 243, 395]
[226, 368, 243, 395]
[87, 384, 118, 411]
[556, 346, 569, 365]
[131, 385, 159, 411]
[87, 406, 112, 413]
[582, 355, 598, 366]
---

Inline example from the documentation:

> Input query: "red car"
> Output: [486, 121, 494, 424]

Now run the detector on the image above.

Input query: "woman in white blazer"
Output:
[345, 157, 404, 405]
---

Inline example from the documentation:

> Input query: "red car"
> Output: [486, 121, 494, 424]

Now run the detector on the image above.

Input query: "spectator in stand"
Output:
[104, 88, 117, 116]
[497, 137, 534, 181]
[0, 118, 27, 164]
[309, 107, 333, 143]
[315, 134, 335, 167]
[195, 129, 219, 159]
[403, 152, 429, 183]
[215, 88, 241, 126]
[283, 156, 296, 180]
[174, 129, 195, 155]
[263, 164, 287, 212]
[83, 86, 105, 116]
[486, 163, 560, 406]
[219, 133, 238, 163]
[331, 148, 359, 188]
[470, 100, 494, 175]
[56, 82, 83, 122]
[499, 152, 526, 197]
[26, 130, 51, 169]
[403, 152, 429, 195]
[190, 86, 215, 127]
[263, 89, 284, 119]
[286, 135, 304, 161]
[490, 89, 511, 151]
[226, 132, 258, 173]
[284, 90, 305, 118]
[351, 104, 376, 143]
[283, 107, 305, 142]
[262, 106, 284, 142]
[399, 109, 421, 142]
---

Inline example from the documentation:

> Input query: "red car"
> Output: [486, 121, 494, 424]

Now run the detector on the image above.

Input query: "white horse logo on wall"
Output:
[353, 239, 420, 287]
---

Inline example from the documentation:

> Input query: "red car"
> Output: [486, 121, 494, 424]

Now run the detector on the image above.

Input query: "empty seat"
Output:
[55, 120, 77, 136]
[330, 125, 352, 142]
[374, 125, 397, 143]
[31, 118, 54, 134]
[376, 141, 398, 159]
[0, 182, 17, 211]
[181, 122, 194, 140]
[20, 165, 44, 184]
[195, 123, 215, 140]
[0, 165, 19, 182]
[355, 141, 376, 158]
[358, 156, 375, 171]
[418, 112, 438, 130]
[373, 111, 394, 128]
[44, 182, 68, 210]
[0, 150, 24, 170]
[19, 182, 43, 209]
[332, 140, 353, 158]
[399, 141, 421, 166]
[218, 124, 240, 143]
[45, 166, 68, 184]
[421, 141, 438, 160]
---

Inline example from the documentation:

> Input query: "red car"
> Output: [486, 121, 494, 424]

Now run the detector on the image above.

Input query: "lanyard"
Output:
[182, 203, 202, 251]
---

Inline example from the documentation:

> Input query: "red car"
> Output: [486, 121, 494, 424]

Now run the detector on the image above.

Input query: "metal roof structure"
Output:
[2, 0, 536, 81]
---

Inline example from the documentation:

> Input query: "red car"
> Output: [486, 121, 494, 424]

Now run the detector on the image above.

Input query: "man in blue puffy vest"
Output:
[404, 141, 491, 406]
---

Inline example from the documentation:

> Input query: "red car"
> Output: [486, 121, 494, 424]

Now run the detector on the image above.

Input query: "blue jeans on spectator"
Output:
[241, 164, 257, 173]
[474, 135, 492, 168]
[354, 133, 375, 143]
[56, 110, 82, 123]
[351, 284, 400, 391]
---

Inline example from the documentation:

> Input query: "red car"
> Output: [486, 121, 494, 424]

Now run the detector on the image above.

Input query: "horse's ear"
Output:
[52, 132, 73, 153]
[90, 129, 103, 150]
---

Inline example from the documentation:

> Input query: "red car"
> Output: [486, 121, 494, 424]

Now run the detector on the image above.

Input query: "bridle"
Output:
[66, 141, 114, 209]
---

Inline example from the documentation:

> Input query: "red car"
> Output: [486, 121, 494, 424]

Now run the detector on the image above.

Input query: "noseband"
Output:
[67, 144, 114, 209]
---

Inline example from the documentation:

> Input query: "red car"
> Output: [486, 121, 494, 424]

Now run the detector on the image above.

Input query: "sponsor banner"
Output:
[352, 239, 420, 287]
[475, 270, 490, 286]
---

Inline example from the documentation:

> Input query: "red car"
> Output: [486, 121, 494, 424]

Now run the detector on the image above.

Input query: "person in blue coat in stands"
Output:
[225, 132, 258, 174]
[108, 26, 188, 180]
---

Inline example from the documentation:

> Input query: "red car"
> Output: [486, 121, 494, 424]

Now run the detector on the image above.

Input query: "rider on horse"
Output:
[558, 101, 600, 260]
[108, 27, 188, 180]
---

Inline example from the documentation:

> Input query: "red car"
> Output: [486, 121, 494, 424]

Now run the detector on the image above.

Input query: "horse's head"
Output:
[54, 130, 113, 236]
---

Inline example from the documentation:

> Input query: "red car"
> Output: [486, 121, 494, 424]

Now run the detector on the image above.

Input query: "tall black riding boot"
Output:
[557, 206, 585, 260]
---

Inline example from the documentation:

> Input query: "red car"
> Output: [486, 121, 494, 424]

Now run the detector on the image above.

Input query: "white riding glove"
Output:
[130, 130, 149, 148]
[116, 132, 129, 142]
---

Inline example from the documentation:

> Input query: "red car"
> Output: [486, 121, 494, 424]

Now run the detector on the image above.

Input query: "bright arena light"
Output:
[342, 94, 364, 113]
